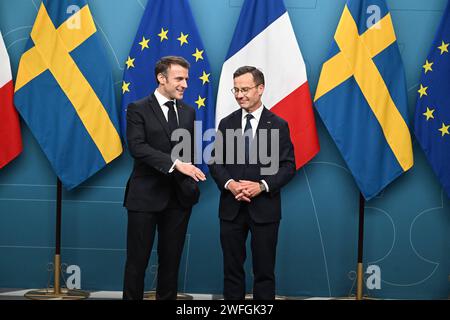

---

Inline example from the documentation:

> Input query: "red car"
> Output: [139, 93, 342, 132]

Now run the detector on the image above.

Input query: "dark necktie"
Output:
[244, 114, 254, 164]
[165, 101, 178, 133]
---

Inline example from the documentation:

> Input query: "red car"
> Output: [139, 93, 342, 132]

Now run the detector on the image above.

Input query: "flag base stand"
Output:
[24, 288, 89, 300]
[333, 263, 379, 300]
[355, 195, 368, 301]
[244, 294, 290, 300]
[334, 196, 378, 301]
[144, 291, 193, 300]
[334, 296, 378, 300]
[24, 179, 89, 300]
[24, 254, 89, 300]
[356, 262, 364, 300]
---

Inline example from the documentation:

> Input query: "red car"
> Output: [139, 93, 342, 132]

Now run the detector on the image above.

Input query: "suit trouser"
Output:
[123, 205, 191, 300]
[220, 205, 280, 300]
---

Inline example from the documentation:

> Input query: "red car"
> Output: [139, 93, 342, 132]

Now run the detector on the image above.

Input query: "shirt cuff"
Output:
[261, 180, 269, 192]
[169, 159, 180, 173]
[224, 179, 234, 190]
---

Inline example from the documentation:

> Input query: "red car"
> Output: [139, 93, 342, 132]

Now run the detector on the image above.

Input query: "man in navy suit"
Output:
[123, 56, 206, 300]
[209, 66, 296, 300]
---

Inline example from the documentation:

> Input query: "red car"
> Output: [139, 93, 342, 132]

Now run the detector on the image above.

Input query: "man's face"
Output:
[158, 64, 189, 100]
[233, 73, 264, 113]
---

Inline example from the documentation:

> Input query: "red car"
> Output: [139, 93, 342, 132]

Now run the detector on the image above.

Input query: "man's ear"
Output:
[157, 73, 166, 85]
[258, 84, 265, 96]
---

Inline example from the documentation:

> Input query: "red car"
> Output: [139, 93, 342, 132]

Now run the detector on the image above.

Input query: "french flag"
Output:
[216, 0, 319, 169]
[0, 30, 22, 169]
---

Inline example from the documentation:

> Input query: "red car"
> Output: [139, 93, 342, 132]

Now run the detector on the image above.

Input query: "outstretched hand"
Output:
[175, 162, 206, 182]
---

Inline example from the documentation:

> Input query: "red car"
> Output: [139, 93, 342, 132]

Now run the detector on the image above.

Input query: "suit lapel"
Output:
[253, 107, 273, 158]
[256, 107, 272, 134]
[233, 109, 243, 130]
[148, 94, 171, 139]
[176, 100, 189, 130]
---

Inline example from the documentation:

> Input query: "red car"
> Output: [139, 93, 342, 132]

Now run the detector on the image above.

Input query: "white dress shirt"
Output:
[224, 104, 269, 192]
[154, 89, 179, 124]
[241, 104, 264, 139]
[154, 89, 180, 173]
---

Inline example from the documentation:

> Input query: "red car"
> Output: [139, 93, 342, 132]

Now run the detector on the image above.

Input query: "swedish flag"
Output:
[314, 0, 413, 200]
[14, 0, 123, 190]
[120, 0, 215, 173]
[414, 2, 450, 198]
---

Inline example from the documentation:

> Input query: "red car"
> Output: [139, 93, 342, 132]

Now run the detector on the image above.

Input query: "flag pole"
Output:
[356, 193, 365, 300]
[24, 179, 89, 300]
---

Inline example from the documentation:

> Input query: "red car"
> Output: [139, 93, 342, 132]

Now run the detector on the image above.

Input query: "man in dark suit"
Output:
[123, 56, 206, 300]
[209, 66, 296, 300]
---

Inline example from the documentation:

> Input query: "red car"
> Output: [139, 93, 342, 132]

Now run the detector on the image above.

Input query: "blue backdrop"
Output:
[0, 0, 448, 299]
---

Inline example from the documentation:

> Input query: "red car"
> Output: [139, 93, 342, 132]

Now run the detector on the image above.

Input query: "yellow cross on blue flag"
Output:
[14, 0, 123, 190]
[414, 2, 450, 198]
[120, 0, 215, 173]
[314, 0, 414, 200]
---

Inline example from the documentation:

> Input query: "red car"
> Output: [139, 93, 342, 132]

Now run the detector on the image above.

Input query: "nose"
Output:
[181, 79, 188, 88]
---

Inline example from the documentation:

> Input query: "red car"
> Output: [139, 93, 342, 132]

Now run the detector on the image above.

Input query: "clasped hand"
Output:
[228, 180, 262, 203]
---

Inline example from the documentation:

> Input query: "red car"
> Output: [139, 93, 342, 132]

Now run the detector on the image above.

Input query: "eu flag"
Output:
[414, 2, 450, 198]
[314, 0, 414, 200]
[14, 0, 123, 190]
[121, 0, 215, 173]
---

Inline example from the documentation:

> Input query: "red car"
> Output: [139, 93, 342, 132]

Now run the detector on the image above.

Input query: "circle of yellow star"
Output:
[192, 48, 204, 62]
[177, 32, 189, 46]
[139, 36, 150, 50]
[418, 84, 428, 98]
[125, 56, 135, 69]
[158, 28, 169, 42]
[423, 60, 433, 74]
[439, 123, 450, 136]
[199, 71, 210, 85]
[195, 96, 206, 109]
[122, 81, 131, 94]
[423, 107, 435, 121]
[438, 40, 449, 55]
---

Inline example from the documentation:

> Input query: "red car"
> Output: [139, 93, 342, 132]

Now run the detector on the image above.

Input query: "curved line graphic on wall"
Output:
[6, 37, 29, 51]
[365, 207, 396, 265]
[380, 204, 443, 287]
[92, 20, 123, 71]
[303, 167, 332, 296]
[31, 0, 39, 12]
[3, 26, 32, 38]
[367, 203, 443, 287]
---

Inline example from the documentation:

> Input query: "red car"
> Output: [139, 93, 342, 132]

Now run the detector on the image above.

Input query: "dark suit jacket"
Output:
[124, 94, 199, 212]
[209, 107, 296, 223]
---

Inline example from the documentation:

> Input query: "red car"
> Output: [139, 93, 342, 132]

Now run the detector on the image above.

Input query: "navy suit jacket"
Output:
[209, 107, 296, 223]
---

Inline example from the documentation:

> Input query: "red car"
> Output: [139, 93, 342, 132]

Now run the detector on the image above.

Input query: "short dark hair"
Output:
[233, 66, 265, 86]
[155, 56, 190, 84]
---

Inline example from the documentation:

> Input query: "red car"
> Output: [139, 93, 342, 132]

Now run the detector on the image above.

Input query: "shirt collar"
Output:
[154, 89, 176, 108]
[242, 104, 264, 122]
